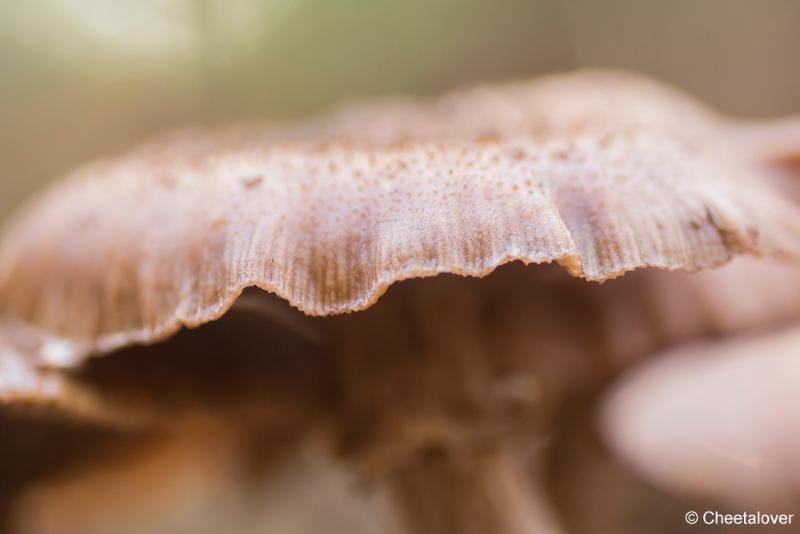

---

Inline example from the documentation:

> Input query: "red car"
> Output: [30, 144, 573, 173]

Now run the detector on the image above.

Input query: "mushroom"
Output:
[1, 70, 800, 533]
[601, 326, 800, 509]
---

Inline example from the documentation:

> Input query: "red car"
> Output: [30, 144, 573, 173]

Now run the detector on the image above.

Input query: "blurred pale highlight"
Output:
[602, 327, 800, 508]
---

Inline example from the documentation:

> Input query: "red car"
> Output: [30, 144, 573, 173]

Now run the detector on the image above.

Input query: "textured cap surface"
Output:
[1, 71, 799, 358]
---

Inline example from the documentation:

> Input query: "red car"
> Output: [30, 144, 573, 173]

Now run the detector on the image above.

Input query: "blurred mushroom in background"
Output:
[602, 327, 800, 510]
[1, 70, 800, 533]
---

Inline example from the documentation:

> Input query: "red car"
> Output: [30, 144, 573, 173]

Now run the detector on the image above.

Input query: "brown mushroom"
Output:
[1, 70, 800, 533]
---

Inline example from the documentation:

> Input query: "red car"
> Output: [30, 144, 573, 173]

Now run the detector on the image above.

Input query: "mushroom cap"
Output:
[0, 329, 68, 405]
[0, 322, 126, 423]
[601, 327, 800, 507]
[1, 70, 799, 358]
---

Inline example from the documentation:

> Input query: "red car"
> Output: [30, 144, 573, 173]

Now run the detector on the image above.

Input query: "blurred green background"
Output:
[2, 0, 800, 221]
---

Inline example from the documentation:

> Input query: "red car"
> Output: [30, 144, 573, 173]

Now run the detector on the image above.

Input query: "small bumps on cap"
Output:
[1, 70, 800, 361]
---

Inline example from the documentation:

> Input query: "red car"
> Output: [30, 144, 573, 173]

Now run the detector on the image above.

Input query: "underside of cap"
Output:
[1, 71, 800, 359]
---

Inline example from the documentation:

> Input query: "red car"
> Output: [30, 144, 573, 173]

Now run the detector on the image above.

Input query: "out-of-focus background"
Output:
[2, 0, 800, 222]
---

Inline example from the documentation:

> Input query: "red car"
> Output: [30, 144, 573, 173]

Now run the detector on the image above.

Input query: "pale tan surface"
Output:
[4, 1, 800, 228]
[0, 323, 133, 423]
[602, 327, 800, 508]
[2, 72, 799, 365]
[11, 432, 400, 534]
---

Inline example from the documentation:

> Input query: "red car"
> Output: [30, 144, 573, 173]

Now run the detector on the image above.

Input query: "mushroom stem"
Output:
[388, 447, 562, 534]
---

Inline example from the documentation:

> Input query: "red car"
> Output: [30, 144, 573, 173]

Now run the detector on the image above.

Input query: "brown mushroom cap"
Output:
[1, 70, 800, 361]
